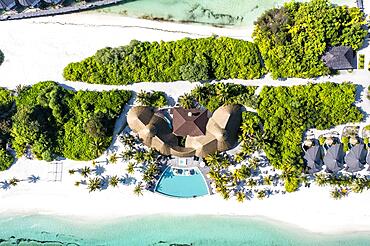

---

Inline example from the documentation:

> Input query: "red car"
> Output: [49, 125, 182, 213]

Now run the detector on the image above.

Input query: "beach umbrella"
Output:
[345, 144, 366, 173]
[324, 144, 343, 173]
[303, 145, 322, 174]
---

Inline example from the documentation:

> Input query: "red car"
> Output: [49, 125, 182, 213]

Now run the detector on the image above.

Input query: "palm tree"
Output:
[9, 177, 19, 186]
[109, 153, 118, 164]
[81, 166, 91, 178]
[330, 188, 342, 200]
[248, 157, 260, 170]
[68, 169, 76, 175]
[256, 190, 266, 200]
[126, 162, 136, 174]
[314, 173, 327, 187]
[136, 90, 151, 106]
[246, 178, 257, 188]
[74, 181, 81, 187]
[87, 177, 101, 192]
[92, 160, 97, 166]
[134, 183, 143, 196]
[120, 149, 135, 161]
[178, 93, 195, 109]
[109, 175, 120, 187]
[263, 175, 273, 186]
[350, 178, 365, 193]
[236, 191, 246, 203]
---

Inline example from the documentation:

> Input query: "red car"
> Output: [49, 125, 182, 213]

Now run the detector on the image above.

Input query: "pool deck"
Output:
[168, 158, 214, 195]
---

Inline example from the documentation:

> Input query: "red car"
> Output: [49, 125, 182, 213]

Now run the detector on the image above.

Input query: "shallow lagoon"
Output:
[98, 0, 354, 26]
[0, 215, 369, 245]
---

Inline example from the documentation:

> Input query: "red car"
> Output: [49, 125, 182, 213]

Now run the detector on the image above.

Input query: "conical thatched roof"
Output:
[127, 106, 154, 132]
[324, 144, 343, 173]
[151, 136, 172, 156]
[345, 144, 366, 173]
[303, 145, 322, 174]
[207, 105, 241, 152]
[194, 136, 218, 158]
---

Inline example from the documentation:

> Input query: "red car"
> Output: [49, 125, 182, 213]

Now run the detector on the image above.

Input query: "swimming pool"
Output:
[155, 167, 209, 198]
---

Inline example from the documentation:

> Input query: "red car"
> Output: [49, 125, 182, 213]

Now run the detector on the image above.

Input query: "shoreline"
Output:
[1, 10, 370, 238]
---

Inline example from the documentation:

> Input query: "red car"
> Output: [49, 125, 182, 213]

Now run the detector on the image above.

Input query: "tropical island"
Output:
[0, 0, 370, 243]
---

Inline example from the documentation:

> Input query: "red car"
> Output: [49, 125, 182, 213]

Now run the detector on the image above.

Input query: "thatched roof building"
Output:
[127, 104, 241, 158]
[322, 46, 354, 70]
[345, 144, 366, 173]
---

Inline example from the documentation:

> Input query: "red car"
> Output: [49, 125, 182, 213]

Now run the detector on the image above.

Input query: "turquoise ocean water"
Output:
[0, 215, 369, 245]
[97, 0, 351, 26]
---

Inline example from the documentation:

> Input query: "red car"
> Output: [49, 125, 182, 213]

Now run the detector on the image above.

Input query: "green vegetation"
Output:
[359, 54, 365, 69]
[63, 37, 265, 85]
[0, 50, 4, 66]
[238, 111, 264, 157]
[253, 0, 367, 79]
[190, 82, 363, 193]
[136, 90, 167, 107]
[258, 82, 362, 191]
[189, 82, 257, 112]
[0, 88, 14, 171]
[11, 82, 131, 161]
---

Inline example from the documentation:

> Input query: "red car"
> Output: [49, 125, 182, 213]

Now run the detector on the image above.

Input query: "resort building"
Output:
[127, 105, 242, 158]
[322, 46, 355, 70]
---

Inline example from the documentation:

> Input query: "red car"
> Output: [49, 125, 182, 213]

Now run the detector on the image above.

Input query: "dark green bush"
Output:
[63, 37, 265, 85]
[11, 82, 132, 161]
[253, 0, 367, 79]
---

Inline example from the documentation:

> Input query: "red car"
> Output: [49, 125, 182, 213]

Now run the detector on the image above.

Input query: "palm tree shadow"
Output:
[120, 174, 136, 186]
[27, 175, 40, 183]
[99, 176, 109, 190]
[94, 165, 106, 176]
[0, 181, 10, 190]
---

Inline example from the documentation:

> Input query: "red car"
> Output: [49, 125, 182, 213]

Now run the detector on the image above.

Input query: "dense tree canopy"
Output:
[11, 82, 131, 161]
[189, 82, 257, 112]
[253, 0, 367, 79]
[257, 82, 363, 190]
[63, 37, 265, 85]
[136, 90, 167, 108]
[0, 88, 14, 170]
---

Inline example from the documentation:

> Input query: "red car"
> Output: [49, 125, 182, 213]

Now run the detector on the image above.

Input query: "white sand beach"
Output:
[1, 12, 370, 235]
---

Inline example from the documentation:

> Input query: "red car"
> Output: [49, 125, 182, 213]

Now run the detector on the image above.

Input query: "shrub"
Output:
[0, 149, 14, 171]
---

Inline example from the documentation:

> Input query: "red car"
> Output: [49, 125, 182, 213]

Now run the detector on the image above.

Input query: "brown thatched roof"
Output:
[172, 107, 209, 137]
[127, 104, 241, 158]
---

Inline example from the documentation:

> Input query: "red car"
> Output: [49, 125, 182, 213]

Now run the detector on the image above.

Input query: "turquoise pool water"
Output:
[0, 215, 370, 245]
[155, 167, 209, 198]
[97, 0, 353, 26]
